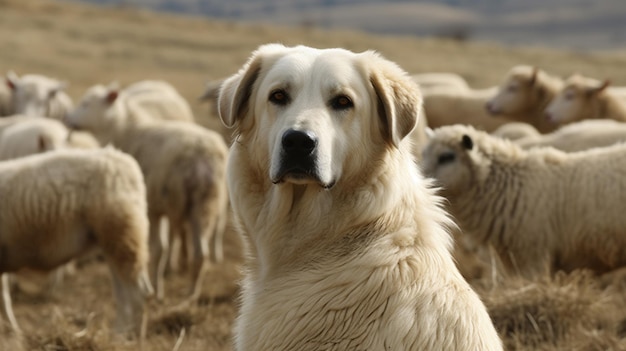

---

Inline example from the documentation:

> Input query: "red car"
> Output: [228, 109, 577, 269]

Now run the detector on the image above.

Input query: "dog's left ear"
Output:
[366, 52, 422, 148]
[218, 56, 262, 129]
[218, 44, 288, 130]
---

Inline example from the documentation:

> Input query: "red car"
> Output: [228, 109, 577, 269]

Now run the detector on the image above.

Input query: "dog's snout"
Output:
[282, 129, 317, 155]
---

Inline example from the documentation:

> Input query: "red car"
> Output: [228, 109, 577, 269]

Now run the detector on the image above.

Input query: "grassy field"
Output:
[2, 0, 626, 350]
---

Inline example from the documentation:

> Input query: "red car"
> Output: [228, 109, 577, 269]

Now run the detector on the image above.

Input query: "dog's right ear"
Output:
[218, 54, 263, 129]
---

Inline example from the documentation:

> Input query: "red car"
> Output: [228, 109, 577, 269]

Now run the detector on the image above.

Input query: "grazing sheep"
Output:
[486, 66, 562, 133]
[421, 124, 626, 277]
[0, 78, 13, 116]
[423, 86, 515, 132]
[491, 122, 540, 141]
[545, 74, 626, 125]
[120, 80, 194, 122]
[66, 130, 101, 149]
[5, 72, 73, 120]
[0, 117, 69, 160]
[411, 72, 469, 92]
[68, 90, 229, 300]
[69, 80, 194, 134]
[516, 119, 626, 152]
[0, 148, 153, 334]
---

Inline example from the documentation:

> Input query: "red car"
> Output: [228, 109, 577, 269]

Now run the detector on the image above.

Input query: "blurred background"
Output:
[77, 0, 626, 52]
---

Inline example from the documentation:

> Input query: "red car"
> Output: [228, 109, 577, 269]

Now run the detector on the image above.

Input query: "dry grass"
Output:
[2, 0, 626, 350]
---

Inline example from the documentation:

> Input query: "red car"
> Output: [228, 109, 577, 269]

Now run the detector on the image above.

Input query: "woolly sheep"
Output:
[0, 148, 153, 333]
[0, 117, 69, 160]
[0, 116, 99, 162]
[68, 90, 229, 300]
[516, 119, 626, 152]
[545, 74, 626, 125]
[422, 86, 515, 132]
[70, 81, 194, 130]
[486, 65, 562, 133]
[421, 124, 626, 277]
[6, 72, 73, 120]
[491, 122, 540, 141]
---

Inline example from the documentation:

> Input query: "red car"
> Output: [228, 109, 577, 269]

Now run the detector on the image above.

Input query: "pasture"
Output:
[2, 0, 626, 350]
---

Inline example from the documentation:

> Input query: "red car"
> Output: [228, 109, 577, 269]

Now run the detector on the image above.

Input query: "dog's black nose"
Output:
[282, 129, 317, 155]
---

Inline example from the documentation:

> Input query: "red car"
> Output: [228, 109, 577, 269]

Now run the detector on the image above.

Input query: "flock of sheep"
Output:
[0, 62, 625, 340]
[413, 65, 626, 281]
[0, 72, 229, 335]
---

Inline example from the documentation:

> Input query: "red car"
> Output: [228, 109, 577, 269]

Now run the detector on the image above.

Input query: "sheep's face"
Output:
[544, 86, 586, 125]
[7, 74, 66, 118]
[421, 131, 479, 197]
[67, 84, 121, 138]
[487, 76, 532, 116]
[545, 77, 609, 125]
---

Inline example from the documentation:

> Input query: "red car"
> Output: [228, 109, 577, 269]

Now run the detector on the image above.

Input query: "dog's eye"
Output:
[437, 152, 456, 165]
[330, 95, 353, 110]
[269, 89, 290, 106]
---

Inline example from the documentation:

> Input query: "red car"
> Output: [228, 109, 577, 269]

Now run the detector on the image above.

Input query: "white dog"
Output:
[218, 44, 503, 351]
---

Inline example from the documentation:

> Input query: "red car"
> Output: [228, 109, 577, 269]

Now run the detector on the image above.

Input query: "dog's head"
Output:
[218, 44, 422, 189]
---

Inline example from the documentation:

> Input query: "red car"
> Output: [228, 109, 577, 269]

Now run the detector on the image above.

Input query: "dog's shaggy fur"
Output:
[219, 44, 503, 351]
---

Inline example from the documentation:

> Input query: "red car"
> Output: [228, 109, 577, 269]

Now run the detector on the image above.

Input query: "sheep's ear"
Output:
[6, 71, 19, 90]
[366, 51, 421, 148]
[38, 135, 50, 152]
[461, 134, 473, 150]
[218, 53, 264, 129]
[529, 66, 538, 86]
[198, 79, 225, 102]
[105, 90, 119, 104]
[49, 81, 68, 98]
[587, 80, 610, 96]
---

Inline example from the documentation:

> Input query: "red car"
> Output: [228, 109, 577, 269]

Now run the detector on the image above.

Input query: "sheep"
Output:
[545, 74, 626, 125]
[422, 86, 515, 132]
[5, 71, 73, 120]
[486, 65, 563, 133]
[0, 116, 99, 161]
[411, 72, 469, 92]
[515, 119, 626, 152]
[74, 80, 194, 130]
[67, 89, 229, 300]
[0, 117, 69, 160]
[0, 77, 13, 116]
[121, 80, 194, 122]
[491, 122, 540, 141]
[421, 124, 626, 278]
[0, 147, 153, 334]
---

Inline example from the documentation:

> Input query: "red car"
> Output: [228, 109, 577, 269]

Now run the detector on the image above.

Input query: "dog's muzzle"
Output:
[273, 128, 321, 185]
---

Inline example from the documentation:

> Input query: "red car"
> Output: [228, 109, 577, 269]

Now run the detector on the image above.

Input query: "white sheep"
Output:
[516, 119, 626, 152]
[0, 147, 153, 334]
[486, 65, 563, 133]
[421, 124, 626, 277]
[422, 86, 515, 132]
[411, 72, 469, 92]
[120, 80, 194, 122]
[491, 122, 540, 141]
[68, 89, 229, 300]
[5, 71, 74, 120]
[0, 117, 69, 160]
[545, 74, 626, 125]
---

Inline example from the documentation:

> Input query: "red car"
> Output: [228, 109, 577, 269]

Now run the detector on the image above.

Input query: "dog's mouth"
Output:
[272, 161, 334, 189]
